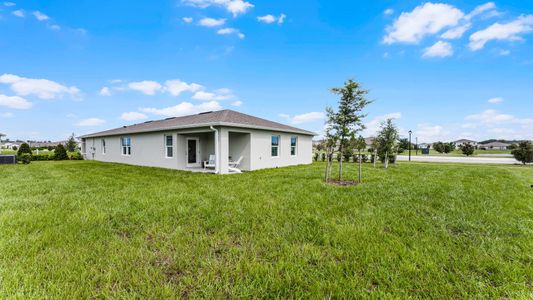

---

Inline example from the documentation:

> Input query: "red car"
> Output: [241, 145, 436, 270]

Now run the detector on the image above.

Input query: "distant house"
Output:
[80, 110, 315, 174]
[454, 139, 478, 148]
[1, 142, 20, 150]
[418, 143, 432, 150]
[482, 141, 511, 150]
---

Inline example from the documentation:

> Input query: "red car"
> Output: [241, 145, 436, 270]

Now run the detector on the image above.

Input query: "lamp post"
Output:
[408, 130, 412, 161]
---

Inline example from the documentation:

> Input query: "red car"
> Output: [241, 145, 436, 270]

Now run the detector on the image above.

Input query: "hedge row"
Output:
[18, 152, 84, 162]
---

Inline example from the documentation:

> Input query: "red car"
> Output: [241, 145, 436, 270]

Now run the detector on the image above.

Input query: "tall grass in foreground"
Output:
[0, 161, 532, 298]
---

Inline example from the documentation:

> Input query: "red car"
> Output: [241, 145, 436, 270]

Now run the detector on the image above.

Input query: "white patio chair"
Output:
[228, 156, 243, 173]
[204, 154, 216, 169]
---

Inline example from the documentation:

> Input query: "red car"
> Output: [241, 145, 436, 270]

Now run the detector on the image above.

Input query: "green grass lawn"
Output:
[401, 149, 512, 157]
[1, 161, 532, 298]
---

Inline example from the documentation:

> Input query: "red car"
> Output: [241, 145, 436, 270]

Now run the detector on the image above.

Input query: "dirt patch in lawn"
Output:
[325, 179, 358, 186]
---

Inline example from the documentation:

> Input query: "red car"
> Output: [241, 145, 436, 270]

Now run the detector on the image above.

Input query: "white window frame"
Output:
[164, 134, 174, 158]
[121, 137, 131, 156]
[290, 136, 298, 156]
[271, 135, 280, 158]
[101, 139, 106, 155]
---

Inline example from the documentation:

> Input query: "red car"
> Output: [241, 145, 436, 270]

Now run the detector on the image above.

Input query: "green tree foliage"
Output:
[433, 142, 455, 154]
[398, 138, 412, 154]
[461, 143, 475, 156]
[66, 133, 78, 152]
[376, 119, 399, 169]
[327, 79, 372, 181]
[512, 141, 533, 165]
[54, 144, 69, 160]
[17, 143, 32, 156]
[18, 153, 31, 164]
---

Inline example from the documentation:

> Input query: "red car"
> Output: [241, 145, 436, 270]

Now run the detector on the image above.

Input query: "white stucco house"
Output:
[454, 139, 478, 148]
[80, 110, 316, 174]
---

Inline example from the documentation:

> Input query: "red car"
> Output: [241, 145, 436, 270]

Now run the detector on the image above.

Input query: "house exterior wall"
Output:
[83, 125, 313, 172]
[247, 129, 313, 170]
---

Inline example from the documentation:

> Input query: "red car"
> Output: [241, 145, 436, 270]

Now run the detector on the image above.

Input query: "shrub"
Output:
[12, 146, 18, 151]
[462, 143, 475, 156]
[17, 153, 32, 164]
[353, 154, 359, 163]
[68, 152, 84, 160]
[47, 146, 55, 151]
[370, 154, 375, 163]
[512, 141, 533, 165]
[336, 154, 341, 162]
[321, 153, 326, 162]
[32, 154, 52, 161]
[54, 144, 69, 160]
[343, 152, 352, 162]
[17, 143, 32, 157]
[362, 154, 368, 163]
[389, 155, 396, 164]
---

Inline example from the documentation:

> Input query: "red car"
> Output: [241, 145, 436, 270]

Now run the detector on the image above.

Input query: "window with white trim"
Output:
[101, 139, 106, 154]
[165, 134, 173, 158]
[271, 135, 280, 157]
[290, 136, 297, 156]
[121, 137, 131, 156]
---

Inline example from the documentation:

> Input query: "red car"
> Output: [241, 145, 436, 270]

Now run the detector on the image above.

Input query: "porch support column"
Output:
[218, 127, 229, 174]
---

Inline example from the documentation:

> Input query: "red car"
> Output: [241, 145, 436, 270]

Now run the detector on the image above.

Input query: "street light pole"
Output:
[408, 130, 412, 161]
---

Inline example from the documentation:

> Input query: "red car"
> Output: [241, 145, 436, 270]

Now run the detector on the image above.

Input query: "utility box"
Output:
[0, 155, 16, 164]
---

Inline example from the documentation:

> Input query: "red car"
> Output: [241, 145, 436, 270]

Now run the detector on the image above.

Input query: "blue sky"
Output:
[0, 0, 532, 142]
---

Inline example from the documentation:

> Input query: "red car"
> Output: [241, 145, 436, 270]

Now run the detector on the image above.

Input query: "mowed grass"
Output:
[1, 161, 532, 298]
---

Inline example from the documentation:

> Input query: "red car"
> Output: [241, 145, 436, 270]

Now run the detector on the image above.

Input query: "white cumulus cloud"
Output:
[99, 87, 112, 96]
[120, 112, 148, 121]
[199, 17, 226, 27]
[488, 97, 503, 104]
[140, 101, 222, 117]
[127, 81, 162, 95]
[76, 118, 106, 127]
[257, 13, 286, 24]
[32, 11, 49, 21]
[216, 27, 245, 39]
[469, 15, 533, 51]
[0, 74, 80, 100]
[182, 0, 253, 17]
[12, 9, 24, 17]
[383, 3, 464, 44]
[164, 79, 203, 96]
[280, 112, 325, 125]
[422, 41, 453, 58]
[182, 17, 193, 23]
[0, 94, 32, 109]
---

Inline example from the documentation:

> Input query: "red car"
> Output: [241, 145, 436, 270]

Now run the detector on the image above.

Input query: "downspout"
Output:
[210, 126, 220, 174]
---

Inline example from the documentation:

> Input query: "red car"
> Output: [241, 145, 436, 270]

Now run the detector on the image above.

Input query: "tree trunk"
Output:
[338, 145, 343, 181]
[324, 152, 329, 182]
[384, 151, 389, 169]
[358, 150, 362, 183]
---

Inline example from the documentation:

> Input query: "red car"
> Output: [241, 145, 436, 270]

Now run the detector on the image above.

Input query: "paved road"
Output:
[397, 155, 520, 165]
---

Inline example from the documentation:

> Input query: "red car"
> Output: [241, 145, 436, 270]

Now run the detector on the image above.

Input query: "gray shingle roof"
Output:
[80, 110, 316, 138]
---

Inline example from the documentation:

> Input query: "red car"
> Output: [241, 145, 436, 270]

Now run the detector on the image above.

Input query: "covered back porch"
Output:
[177, 127, 251, 174]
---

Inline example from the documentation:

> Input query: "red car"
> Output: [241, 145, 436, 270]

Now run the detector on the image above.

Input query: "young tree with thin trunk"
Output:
[355, 135, 366, 183]
[371, 138, 379, 168]
[376, 119, 399, 169]
[323, 109, 337, 182]
[328, 79, 371, 181]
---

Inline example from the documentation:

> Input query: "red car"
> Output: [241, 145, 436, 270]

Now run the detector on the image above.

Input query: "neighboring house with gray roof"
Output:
[482, 141, 511, 150]
[80, 110, 315, 174]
